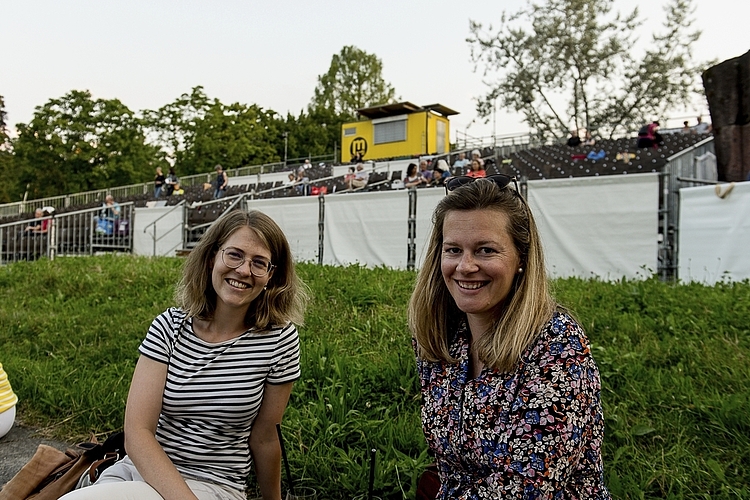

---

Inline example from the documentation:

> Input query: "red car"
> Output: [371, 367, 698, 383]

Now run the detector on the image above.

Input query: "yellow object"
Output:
[0, 363, 19, 413]
[341, 102, 457, 161]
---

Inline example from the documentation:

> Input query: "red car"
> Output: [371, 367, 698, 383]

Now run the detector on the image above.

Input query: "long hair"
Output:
[408, 180, 555, 372]
[175, 209, 308, 330]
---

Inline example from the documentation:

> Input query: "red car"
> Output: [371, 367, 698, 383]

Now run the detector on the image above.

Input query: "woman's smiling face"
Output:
[211, 226, 273, 314]
[441, 208, 521, 331]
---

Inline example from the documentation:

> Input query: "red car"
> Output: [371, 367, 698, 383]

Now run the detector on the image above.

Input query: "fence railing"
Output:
[0, 203, 135, 265]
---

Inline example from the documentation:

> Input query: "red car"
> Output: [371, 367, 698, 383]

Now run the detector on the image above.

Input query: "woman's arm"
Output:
[124, 355, 199, 500]
[249, 382, 295, 500]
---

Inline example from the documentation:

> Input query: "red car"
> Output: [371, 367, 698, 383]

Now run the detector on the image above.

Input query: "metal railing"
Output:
[0, 203, 135, 265]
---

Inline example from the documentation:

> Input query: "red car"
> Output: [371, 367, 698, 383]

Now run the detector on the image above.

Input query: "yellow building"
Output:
[341, 102, 458, 161]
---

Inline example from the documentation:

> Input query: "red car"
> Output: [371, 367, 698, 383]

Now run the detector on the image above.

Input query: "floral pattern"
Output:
[415, 311, 611, 499]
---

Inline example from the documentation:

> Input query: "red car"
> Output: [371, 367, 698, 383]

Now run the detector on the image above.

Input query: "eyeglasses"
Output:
[445, 174, 519, 193]
[220, 247, 275, 277]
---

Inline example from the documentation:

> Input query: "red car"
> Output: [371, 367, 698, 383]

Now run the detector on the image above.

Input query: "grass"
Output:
[0, 256, 748, 499]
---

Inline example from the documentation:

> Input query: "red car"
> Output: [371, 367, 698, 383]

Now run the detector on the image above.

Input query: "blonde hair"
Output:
[175, 209, 308, 329]
[408, 180, 555, 372]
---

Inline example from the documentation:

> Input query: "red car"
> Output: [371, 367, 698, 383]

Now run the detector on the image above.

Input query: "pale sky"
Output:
[3, 0, 749, 142]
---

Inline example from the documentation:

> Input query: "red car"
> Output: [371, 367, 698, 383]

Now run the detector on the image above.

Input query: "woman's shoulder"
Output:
[528, 310, 590, 358]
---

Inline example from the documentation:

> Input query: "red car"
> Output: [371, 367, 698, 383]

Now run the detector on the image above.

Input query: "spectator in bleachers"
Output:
[453, 151, 469, 170]
[682, 121, 692, 134]
[583, 130, 596, 147]
[165, 167, 179, 196]
[213, 164, 228, 199]
[637, 121, 663, 149]
[347, 163, 369, 190]
[25, 208, 50, 233]
[693, 116, 711, 134]
[405, 163, 427, 188]
[466, 159, 486, 179]
[172, 183, 185, 196]
[471, 149, 485, 167]
[101, 195, 121, 220]
[283, 172, 297, 188]
[566, 131, 582, 147]
[432, 159, 452, 186]
[419, 160, 434, 185]
[351, 151, 364, 163]
[295, 167, 310, 195]
[154, 167, 166, 198]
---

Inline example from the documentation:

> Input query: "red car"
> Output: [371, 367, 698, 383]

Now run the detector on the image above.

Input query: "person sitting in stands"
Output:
[432, 159, 452, 186]
[567, 131, 582, 147]
[25, 208, 50, 233]
[102, 195, 121, 220]
[347, 163, 369, 190]
[165, 168, 179, 196]
[466, 159, 486, 179]
[583, 130, 596, 147]
[283, 172, 297, 188]
[405, 163, 427, 188]
[471, 149, 485, 168]
[637, 121, 663, 149]
[419, 160, 434, 185]
[682, 121, 692, 134]
[453, 152, 469, 171]
[172, 183, 185, 196]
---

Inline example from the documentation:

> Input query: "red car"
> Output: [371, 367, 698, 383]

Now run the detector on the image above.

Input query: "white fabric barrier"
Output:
[527, 174, 659, 280]
[133, 207, 184, 257]
[678, 181, 750, 284]
[215, 173, 661, 280]
[323, 191, 410, 268]
[245, 196, 320, 263]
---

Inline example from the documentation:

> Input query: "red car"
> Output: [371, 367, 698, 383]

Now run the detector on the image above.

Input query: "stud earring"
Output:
[518, 268, 523, 273]
[263, 285, 268, 290]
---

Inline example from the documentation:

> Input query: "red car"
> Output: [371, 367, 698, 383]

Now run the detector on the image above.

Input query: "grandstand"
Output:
[0, 131, 717, 279]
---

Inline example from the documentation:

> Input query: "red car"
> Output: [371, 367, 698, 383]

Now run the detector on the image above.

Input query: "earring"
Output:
[263, 285, 268, 290]
[518, 268, 523, 274]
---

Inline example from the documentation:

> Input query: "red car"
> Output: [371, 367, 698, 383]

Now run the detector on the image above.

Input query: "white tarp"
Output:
[323, 191, 410, 268]
[528, 173, 659, 280]
[246, 196, 320, 263]
[679, 181, 750, 284]
[133, 206, 183, 257]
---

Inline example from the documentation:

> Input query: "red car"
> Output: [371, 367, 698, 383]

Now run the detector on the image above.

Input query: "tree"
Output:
[310, 46, 397, 120]
[468, 0, 706, 140]
[12, 90, 165, 199]
[0, 96, 16, 203]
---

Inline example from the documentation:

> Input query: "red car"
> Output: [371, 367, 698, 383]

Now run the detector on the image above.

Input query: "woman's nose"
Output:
[456, 253, 479, 273]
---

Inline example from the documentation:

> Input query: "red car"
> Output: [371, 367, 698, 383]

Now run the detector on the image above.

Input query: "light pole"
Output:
[283, 132, 288, 166]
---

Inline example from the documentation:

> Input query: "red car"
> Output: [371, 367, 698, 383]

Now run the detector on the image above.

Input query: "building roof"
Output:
[357, 101, 459, 119]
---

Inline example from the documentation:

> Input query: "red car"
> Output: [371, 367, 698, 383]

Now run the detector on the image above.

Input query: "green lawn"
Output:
[1, 256, 748, 499]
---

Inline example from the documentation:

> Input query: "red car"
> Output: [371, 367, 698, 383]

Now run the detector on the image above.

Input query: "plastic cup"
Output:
[285, 486, 317, 500]
[0, 405, 15, 439]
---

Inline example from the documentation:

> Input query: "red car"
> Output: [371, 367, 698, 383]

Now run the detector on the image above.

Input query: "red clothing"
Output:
[466, 169, 486, 179]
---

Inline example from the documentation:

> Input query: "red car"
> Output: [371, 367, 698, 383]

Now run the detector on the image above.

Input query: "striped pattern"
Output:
[139, 308, 300, 491]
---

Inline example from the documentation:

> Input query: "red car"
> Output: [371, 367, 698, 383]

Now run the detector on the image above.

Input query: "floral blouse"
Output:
[415, 311, 611, 499]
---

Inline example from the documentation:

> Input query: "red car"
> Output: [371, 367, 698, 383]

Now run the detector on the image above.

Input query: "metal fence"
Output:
[0, 203, 135, 265]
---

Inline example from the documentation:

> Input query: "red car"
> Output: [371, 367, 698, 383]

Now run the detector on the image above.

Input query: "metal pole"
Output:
[283, 132, 288, 166]
[317, 194, 325, 265]
[407, 187, 417, 271]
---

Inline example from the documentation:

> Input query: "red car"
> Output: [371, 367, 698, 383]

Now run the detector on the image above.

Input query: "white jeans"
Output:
[59, 456, 245, 500]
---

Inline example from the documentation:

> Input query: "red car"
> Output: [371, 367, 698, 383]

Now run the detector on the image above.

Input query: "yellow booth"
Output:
[341, 102, 458, 161]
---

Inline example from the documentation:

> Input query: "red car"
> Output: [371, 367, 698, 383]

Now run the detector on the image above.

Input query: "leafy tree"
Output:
[180, 100, 281, 175]
[0, 95, 16, 203]
[142, 86, 211, 172]
[12, 90, 165, 199]
[468, 0, 706, 140]
[310, 45, 397, 120]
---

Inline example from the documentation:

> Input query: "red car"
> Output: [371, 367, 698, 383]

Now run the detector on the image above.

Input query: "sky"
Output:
[3, 0, 749, 142]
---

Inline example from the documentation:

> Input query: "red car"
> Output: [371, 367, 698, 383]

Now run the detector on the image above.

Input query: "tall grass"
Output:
[0, 256, 748, 499]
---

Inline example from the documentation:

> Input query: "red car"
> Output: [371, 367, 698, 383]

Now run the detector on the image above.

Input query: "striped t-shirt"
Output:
[138, 307, 301, 492]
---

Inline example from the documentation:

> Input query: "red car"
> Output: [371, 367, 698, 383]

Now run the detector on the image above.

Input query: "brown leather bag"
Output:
[0, 432, 124, 500]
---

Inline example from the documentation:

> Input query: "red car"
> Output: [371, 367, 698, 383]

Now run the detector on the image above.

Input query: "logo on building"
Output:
[350, 137, 368, 158]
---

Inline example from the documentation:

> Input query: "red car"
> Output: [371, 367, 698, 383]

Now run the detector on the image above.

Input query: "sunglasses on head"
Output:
[444, 174, 519, 193]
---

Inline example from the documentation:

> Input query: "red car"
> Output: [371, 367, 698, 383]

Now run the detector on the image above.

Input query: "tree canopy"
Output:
[12, 90, 165, 199]
[468, 0, 706, 140]
[310, 45, 397, 120]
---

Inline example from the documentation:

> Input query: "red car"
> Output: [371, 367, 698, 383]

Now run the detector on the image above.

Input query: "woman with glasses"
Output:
[62, 210, 308, 500]
[410, 177, 610, 499]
